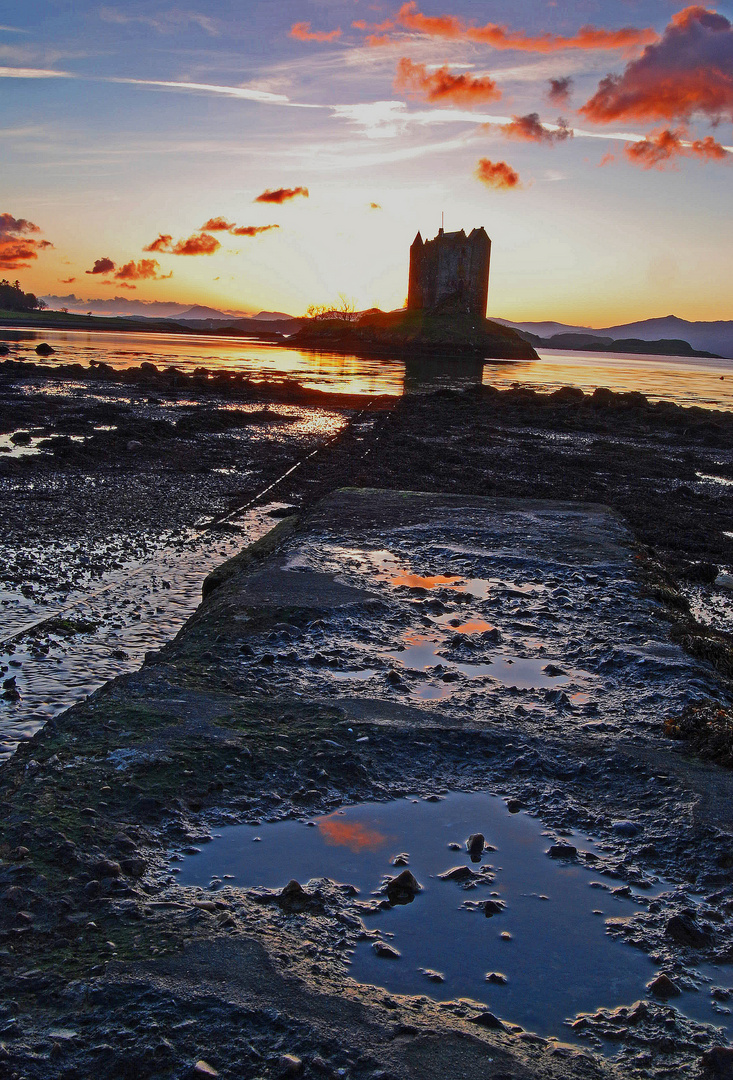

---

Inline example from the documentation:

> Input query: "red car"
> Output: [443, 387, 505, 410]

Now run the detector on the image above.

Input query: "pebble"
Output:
[467, 833, 485, 858]
[278, 1056, 303, 1077]
[485, 972, 507, 984]
[194, 1061, 219, 1077]
[373, 941, 401, 959]
[548, 843, 577, 859]
[665, 913, 710, 948]
[385, 869, 421, 904]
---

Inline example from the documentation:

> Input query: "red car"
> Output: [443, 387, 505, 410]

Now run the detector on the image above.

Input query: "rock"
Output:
[373, 941, 401, 959]
[84, 880, 101, 899]
[467, 833, 485, 858]
[665, 913, 711, 948]
[483, 900, 504, 917]
[548, 843, 577, 859]
[385, 869, 421, 904]
[647, 973, 681, 998]
[94, 858, 122, 879]
[0, 345, 10, 356]
[612, 820, 642, 837]
[419, 968, 444, 982]
[194, 1061, 219, 1077]
[120, 857, 146, 878]
[486, 972, 507, 984]
[702, 1047, 733, 1078]
[278, 1056, 303, 1077]
[126, 440, 143, 452]
[439, 866, 479, 883]
[35, 343, 55, 356]
[716, 573, 733, 592]
[470, 1011, 506, 1030]
[505, 799, 523, 814]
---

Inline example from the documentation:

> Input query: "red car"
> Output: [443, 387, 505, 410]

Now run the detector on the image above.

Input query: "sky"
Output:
[0, 0, 731, 325]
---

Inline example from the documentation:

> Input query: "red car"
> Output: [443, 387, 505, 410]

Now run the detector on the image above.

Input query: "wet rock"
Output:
[485, 972, 507, 984]
[647, 973, 681, 998]
[84, 880, 101, 900]
[716, 573, 733, 592]
[505, 799, 523, 814]
[665, 913, 711, 948]
[612, 820, 642, 837]
[120, 857, 146, 878]
[467, 833, 485, 858]
[483, 900, 504, 917]
[701, 1046, 733, 1078]
[385, 869, 422, 905]
[373, 940, 401, 959]
[438, 866, 477, 883]
[548, 843, 577, 859]
[35, 343, 55, 356]
[93, 858, 122, 879]
[470, 1011, 506, 1030]
[419, 968, 444, 982]
[542, 664, 566, 676]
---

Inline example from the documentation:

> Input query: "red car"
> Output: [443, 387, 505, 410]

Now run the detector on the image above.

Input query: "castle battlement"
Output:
[408, 226, 491, 318]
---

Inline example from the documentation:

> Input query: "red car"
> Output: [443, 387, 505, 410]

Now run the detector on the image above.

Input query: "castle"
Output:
[407, 226, 491, 318]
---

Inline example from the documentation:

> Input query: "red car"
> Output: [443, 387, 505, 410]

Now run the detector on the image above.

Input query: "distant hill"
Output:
[494, 315, 733, 359]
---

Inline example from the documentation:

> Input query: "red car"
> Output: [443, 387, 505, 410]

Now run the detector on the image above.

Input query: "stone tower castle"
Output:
[407, 226, 491, 318]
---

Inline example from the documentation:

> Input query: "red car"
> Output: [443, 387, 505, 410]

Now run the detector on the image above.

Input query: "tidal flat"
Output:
[0, 357, 732, 1080]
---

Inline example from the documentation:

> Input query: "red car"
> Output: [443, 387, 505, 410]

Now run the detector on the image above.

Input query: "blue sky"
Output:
[1, 0, 731, 322]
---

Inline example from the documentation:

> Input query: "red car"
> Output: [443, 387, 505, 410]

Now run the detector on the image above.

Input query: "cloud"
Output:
[144, 233, 221, 255]
[109, 77, 296, 106]
[547, 76, 573, 106]
[395, 57, 501, 105]
[290, 21, 342, 42]
[496, 112, 573, 143]
[378, 2, 657, 53]
[0, 66, 71, 79]
[115, 258, 172, 281]
[86, 257, 116, 275]
[475, 157, 521, 188]
[230, 225, 279, 236]
[99, 7, 219, 36]
[580, 6, 733, 125]
[0, 214, 53, 269]
[254, 186, 309, 204]
[200, 217, 236, 231]
[624, 126, 729, 168]
[200, 218, 279, 236]
[369, 202, 382, 209]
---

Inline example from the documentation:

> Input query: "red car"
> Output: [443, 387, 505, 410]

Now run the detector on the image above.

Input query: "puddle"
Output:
[0, 431, 43, 457]
[387, 634, 580, 691]
[174, 792, 733, 1041]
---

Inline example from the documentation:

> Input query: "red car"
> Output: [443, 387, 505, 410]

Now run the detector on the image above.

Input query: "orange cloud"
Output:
[115, 258, 172, 281]
[475, 157, 521, 189]
[290, 21, 341, 42]
[201, 216, 235, 231]
[86, 257, 115, 275]
[624, 127, 729, 168]
[230, 225, 279, 236]
[496, 112, 573, 143]
[60, 277, 76, 283]
[318, 815, 387, 852]
[144, 233, 221, 255]
[0, 213, 52, 270]
[389, 2, 657, 53]
[254, 186, 309, 204]
[395, 57, 500, 105]
[581, 6, 733, 125]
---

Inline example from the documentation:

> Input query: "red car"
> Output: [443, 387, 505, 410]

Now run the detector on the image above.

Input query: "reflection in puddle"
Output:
[697, 472, 733, 487]
[318, 814, 389, 852]
[175, 793, 729, 1040]
[389, 572, 463, 590]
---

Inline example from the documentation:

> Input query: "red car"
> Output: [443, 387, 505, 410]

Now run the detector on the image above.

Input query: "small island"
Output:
[294, 225, 539, 361]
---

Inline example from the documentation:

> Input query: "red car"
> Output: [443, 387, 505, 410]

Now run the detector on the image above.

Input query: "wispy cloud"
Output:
[0, 66, 71, 79]
[108, 76, 320, 108]
[99, 7, 219, 36]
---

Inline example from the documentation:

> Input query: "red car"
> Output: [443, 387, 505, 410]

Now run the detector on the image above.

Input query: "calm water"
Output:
[2, 326, 732, 408]
[176, 793, 732, 1042]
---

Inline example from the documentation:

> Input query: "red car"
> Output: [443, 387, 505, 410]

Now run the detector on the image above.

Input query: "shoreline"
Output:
[1, 364, 732, 1077]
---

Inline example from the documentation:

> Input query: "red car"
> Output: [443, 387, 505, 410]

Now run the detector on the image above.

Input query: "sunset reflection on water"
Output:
[318, 814, 389, 852]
